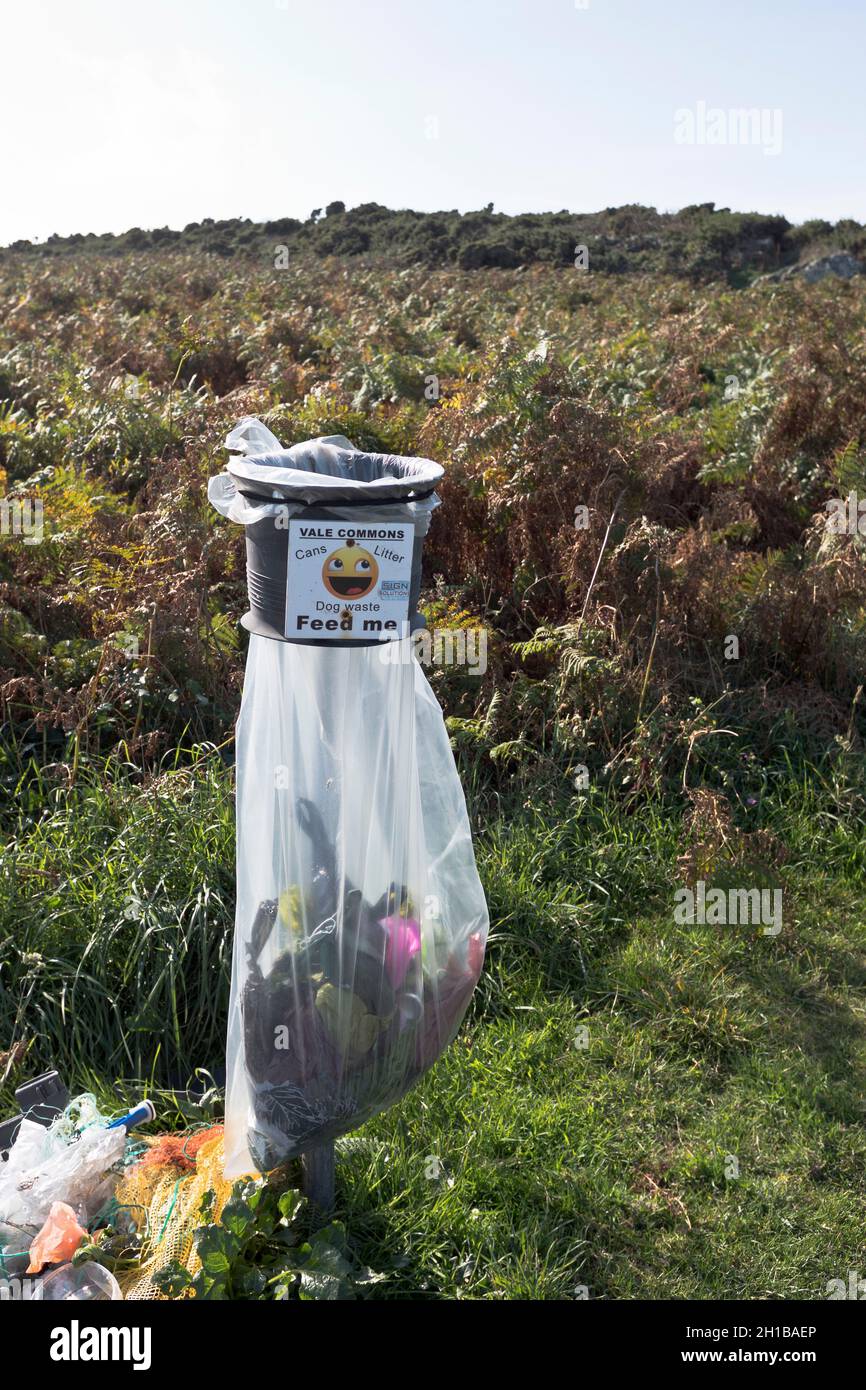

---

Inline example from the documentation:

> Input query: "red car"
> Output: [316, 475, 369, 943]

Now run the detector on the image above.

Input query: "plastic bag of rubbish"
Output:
[41, 1262, 122, 1301]
[211, 422, 489, 1177]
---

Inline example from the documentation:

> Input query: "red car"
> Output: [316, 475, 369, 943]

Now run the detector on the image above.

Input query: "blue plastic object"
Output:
[106, 1100, 156, 1131]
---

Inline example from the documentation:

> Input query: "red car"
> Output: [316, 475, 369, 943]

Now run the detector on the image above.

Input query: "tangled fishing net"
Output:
[114, 1126, 234, 1300]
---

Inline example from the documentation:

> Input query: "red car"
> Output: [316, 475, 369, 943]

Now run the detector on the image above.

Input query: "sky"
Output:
[4, 0, 865, 245]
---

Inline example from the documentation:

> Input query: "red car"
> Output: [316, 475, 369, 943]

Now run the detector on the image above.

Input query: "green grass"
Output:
[2, 750, 865, 1299]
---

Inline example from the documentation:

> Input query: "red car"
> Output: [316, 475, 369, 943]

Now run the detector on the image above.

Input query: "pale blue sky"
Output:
[5, 0, 865, 244]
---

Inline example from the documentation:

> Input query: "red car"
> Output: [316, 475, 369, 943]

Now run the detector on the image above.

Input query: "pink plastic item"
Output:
[27, 1201, 87, 1273]
[381, 916, 422, 988]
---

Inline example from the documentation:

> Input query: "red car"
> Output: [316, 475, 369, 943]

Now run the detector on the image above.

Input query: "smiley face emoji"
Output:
[322, 539, 379, 599]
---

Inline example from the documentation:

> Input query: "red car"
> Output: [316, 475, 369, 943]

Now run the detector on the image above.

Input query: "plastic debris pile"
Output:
[0, 1084, 153, 1299]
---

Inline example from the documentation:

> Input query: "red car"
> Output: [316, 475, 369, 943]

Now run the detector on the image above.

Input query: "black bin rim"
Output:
[227, 442, 444, 506]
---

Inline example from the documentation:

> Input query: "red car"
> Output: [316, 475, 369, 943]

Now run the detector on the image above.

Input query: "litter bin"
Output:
[209, 418, 489, 1192]
[209, 417, 442, 646]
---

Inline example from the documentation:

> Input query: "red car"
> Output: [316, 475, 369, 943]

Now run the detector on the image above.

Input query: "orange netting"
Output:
[137, 1125, 226, 1172]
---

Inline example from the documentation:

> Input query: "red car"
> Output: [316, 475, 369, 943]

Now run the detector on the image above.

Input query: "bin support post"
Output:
[301, 1140, 335, 1212]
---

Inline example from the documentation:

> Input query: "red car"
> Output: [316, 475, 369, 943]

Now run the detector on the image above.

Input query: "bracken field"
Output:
[2, 213, 866, 1298]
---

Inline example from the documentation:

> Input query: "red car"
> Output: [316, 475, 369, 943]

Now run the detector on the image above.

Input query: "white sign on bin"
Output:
[285, 519, 413, 641]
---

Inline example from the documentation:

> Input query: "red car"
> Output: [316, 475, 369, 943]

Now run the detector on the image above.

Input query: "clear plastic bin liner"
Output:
[224, 636, 488, 1177]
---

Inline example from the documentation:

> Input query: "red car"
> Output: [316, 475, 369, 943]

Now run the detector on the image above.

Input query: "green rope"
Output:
[0, 1245, 29, 1275]
[155, 1178, 184, 1245]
